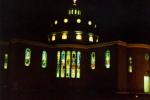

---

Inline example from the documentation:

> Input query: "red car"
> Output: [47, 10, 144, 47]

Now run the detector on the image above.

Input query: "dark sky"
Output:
[1, 0, 150, 43]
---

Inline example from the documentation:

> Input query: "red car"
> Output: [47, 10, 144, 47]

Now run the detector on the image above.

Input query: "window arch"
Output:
[105, 50, 110, 69]
[56, 50, 81, 78]
[91, 52, 96, 69]
[41, 51, 47, 68]
[24, 48, 31, 66]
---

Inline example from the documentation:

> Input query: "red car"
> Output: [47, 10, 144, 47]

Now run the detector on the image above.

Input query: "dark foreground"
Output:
[1, 89, 150, 100]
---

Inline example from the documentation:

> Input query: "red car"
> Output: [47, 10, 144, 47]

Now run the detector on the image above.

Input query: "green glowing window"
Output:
[91, 52, 96, 69]
[41, 51, 47, 68]
[71, 51, 76, 78]
[24, 48, 31, 67]
[56, 51, 61, 78]
[144, 75, 150, 93]
[61, 51, 66, 78]
[128, 57, 133, 73]
[56, 50, 81, 78]
[4, 53, 8, 69]
[66, 51, 71, 78]
[105, 50, 110, 69]
[77, 51, 81, 78]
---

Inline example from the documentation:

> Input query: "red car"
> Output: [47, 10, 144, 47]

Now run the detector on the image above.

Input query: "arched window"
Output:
[56, 51, 61, 78]
[4, 53, 8, 69]
[71, 51, 76, 78]
[91, 52, 96, 69]
[77, 51, 81, 78]
[105, 50, 110, 69]
[41, 51, 47, 68]
[56, 50, 81, 78]
[66, 51, 71, 78]
[61, 51, 66, 78]
[24, 48, 31, 66]
[128, 57, 133, 73]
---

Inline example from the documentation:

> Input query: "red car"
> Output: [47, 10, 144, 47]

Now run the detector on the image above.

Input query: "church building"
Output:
[0, 0, 150, 99]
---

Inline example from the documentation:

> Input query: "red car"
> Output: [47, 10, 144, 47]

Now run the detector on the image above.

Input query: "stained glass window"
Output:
[4, 53, 8, 69]
[71, 51, 76, 78]
[105, 50, 110, 69]
[66, 51, 71, 78]
[56, 50, 81, 78]
[77, 51, 81, 78]
[61, 51, 66, 78]
[91, 52, 96, 69]
[24, 48, 31, 66]
[41, 51, 47, 68]
[56, 51, 61, 78]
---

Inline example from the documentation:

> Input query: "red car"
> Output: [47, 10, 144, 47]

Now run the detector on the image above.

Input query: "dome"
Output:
[48, 0, 99, 44]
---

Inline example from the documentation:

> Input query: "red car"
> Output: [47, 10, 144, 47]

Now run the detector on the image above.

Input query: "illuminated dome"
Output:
[48, 0, 99, 44]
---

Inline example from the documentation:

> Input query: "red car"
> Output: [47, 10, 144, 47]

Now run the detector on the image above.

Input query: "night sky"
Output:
[1, 0, 150, 43]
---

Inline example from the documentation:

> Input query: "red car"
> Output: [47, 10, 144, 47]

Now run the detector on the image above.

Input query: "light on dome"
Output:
[64, 18, 68, 23]
[77, 19, 81, 23]
[52, 34, 56, 41]
[88, 21, 92, 25]
[95, 24, 97, 28]
[75, 9, 77, 14]
[54, 20, 58, 25]
[76, 31, 82, 40]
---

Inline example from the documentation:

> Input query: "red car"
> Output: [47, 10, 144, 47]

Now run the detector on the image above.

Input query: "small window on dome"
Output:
[71, 9, 74, 14]
[77, 18, 81, 23]
[4, 53, 8, 69]
[76, 31, 82, 40]
[54, 20, 58, 25]
[89, 34, 93, 42]
[62, 31, 68, 40]
[75, 9, 77, 14]
[68, 10, 71, 15]
[88, 21, 92, 26]
[64, 18, 68, 23]
[77, 10, 80, 15]
[96, 36, 99, 43]
[95, 24, 97, 28]
[52, 34, 56, 41]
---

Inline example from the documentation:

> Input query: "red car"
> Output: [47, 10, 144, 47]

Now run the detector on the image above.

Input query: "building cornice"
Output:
[9, 38, 150, 49]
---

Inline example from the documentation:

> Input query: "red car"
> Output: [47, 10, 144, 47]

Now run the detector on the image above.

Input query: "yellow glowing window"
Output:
[75, 9, 77, 14]
[24, 48, 31, 67]
[54, 20, 58, 25]
[144, 75, 150, 93]
[68, 10, 71, 15]
[91, 52, 96, 69]
[105, 50, 110, 69]
[52, 34, 56, 41]
[4, 53, 8, 69]
[88, 21, 92, 25]
[96, 37, 99, 43]
[76, 31, 82, 40]
[41, 51, 47, 68]
[62, 32, 68, 40]
[128, 57, 133, 73]
[56, 51, 60, 78]
[64, 18, 68, 23]
[71, 9, 74, 14]
[77, 10, 80, 15]
[89, 35, 93, 42]
[77, 18, 81, 23]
